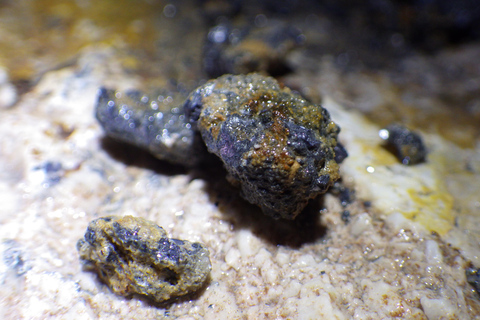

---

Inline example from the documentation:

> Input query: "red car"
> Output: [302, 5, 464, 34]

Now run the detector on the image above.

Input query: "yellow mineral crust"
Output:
[77, 215, 211, 303]
[185, 73, 342, 219]
[325, 97, 458, 235]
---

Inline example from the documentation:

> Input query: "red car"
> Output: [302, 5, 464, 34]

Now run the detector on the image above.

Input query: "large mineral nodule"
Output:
[77, 215, 211, 303]
[95, 73, 345, 219]
[185, 73, 342, 219]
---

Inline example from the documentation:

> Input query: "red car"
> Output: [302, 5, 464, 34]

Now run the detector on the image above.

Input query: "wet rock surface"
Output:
[186, 73, 342, 219]
[77, 215, 211, 303]
[379, 124, 427, 165]
[466, 267, 480, 297]
[96, 88, 205, 167]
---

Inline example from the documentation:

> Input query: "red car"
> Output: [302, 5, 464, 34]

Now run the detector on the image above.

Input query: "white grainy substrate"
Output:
[0, 48, 479, 319]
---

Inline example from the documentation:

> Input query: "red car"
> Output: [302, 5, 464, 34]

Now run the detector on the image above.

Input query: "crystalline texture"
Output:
[95, 73, 346, 219]
[185, 73, 343, 219]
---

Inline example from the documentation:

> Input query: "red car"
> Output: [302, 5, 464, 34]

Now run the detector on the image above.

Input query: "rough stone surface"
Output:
[77, 215, 211, 303]
[380, 124, 427, 165]
[96, 88, 204, 167]
[96, 73, 344, 220]
[185, 73, 342, 219]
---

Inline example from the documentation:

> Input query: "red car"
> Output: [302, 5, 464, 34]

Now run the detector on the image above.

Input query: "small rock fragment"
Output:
[466, 267, 480, 297]
[203, 20, 303, 77]
[379, 124, 427, 165]
[32, 161, 63, 188]
[185, 73, 342, 219]
[341, 210, 350, 223]
[95, 88, 204, 167]
[77, 215, 211, 303]
[331, 181, 355, 207]
[333, 143, 348, 163]
[1, 239, 30, 277]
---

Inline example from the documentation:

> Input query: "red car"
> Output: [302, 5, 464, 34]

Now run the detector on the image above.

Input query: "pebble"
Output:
[379, 124, 427, 165]
[77, 215, 211, 303]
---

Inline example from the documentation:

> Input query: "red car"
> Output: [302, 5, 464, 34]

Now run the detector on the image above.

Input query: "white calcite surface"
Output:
[0, 46, 479, 319]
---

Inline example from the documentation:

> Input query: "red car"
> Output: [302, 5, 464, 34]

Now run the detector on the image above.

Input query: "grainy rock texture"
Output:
[185, 73, 342, 219]
[96, 88, 204, 167]
[2, 1, 480, 319]
[96, 73, 344, 220]
[77, 215, 211, 303]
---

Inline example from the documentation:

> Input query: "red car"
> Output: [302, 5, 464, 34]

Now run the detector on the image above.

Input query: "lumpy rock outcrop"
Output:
[185, 74, 342, 219]
[96, 73, 345, 219]
[77, 215, 211, 303]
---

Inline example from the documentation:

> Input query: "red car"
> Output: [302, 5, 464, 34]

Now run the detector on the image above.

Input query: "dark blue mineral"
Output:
[380, 124, 427, 165]
[466, 267, 480, 297]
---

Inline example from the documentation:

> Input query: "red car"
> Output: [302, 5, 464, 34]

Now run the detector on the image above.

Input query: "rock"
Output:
[466, 267, 480, 297]
[95, 88, 204, 167]
[185, 73, 342, 219]
[379, 124, 427, 165]
[77, 215, 211, 303]
[95, 73, 345, 219]
[203, 19, 303, 78]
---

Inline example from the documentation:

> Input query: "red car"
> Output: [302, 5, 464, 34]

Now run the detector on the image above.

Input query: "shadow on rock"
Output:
[191, 164, 327, 249]
[101, 135, 327, 248]
[100, 136, 187, 176]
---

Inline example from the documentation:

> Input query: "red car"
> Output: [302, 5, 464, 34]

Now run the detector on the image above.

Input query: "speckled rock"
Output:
[96, 73, 344, 219]
[185, 73, 343, 219]
[77, 215, 211, 303]
[95, 88, 204, 167]
[379, 124, 427, 165]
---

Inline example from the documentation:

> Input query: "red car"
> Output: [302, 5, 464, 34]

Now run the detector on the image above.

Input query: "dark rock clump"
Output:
[77, 215, 211, 303]
[185, 73, 342, 219]
[203, 20, 303, 78]
[380, 124, 427, 165]
[96, 73, 345, 219]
